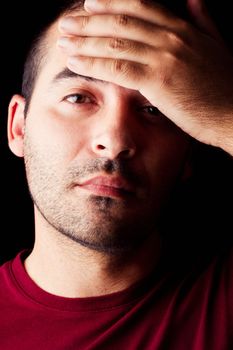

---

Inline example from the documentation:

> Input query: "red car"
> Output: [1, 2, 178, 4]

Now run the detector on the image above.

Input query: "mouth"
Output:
[76, 176, 136, 199]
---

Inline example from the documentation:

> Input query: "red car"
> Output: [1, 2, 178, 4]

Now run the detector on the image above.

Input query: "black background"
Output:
[0, 1, 232, 264]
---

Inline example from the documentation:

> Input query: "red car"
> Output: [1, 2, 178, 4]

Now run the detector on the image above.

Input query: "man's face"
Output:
[22, 16, 190, 253]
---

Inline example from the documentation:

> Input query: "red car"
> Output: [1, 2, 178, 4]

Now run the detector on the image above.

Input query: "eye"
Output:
[64, 93, 93, 105]
[142, 105, 164, 121]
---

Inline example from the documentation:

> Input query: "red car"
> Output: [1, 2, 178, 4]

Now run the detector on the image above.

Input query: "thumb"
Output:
[187, 0, 224, 43]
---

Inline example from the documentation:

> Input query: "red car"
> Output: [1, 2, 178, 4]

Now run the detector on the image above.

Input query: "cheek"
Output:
[25, 109, 90, 164]
[144, 131, 189, 189]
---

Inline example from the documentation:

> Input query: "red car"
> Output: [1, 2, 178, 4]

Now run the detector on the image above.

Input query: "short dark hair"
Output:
[21, 0, 189, 114]
[22, 0, 85, 114]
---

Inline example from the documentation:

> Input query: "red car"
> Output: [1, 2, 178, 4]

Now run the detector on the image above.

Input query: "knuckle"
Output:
[111, 59, 142, 84]
[85, 57, 95, 70]
[166, 31, 185, 49]
[108, 37, 126, 51]
[130, 63, 144, 83]
[133, 0, 156, 13]
[111, 59, 127, 75]
[135, 0, 150, 9]
[104, 0, 113, 9]
[80, 15, 89, 30]
[75, 37, 86, 48]
[116, 14, 130, 28]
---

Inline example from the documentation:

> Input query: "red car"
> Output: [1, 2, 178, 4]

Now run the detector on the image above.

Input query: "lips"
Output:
[77, 176, 136, 198]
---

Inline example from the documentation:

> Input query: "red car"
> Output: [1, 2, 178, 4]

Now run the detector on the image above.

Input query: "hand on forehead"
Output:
[56, 0, 233, 154]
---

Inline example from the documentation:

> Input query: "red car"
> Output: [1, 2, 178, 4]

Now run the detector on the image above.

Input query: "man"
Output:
[1, 0, 232, 349]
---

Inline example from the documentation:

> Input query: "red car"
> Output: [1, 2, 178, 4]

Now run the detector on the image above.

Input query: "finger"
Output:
[187, 0, 224, 42]
[66, 56, 146, 91]
[58, 36, 152, 64]
[59, 14, 162, 45]
[59, 14, 191, 50]
[83, 0, 186, 31]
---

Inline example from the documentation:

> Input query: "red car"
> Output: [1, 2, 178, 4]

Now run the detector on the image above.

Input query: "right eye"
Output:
[64, 93, 92, 105]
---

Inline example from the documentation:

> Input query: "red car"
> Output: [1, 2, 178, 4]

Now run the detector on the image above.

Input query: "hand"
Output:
[58, 0, 233, 155]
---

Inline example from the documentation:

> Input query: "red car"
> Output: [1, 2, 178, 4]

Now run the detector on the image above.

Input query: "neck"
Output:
[25, 213, 162, 298]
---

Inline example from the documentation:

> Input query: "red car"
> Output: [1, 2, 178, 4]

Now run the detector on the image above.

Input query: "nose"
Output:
[91, 108, 137, 160]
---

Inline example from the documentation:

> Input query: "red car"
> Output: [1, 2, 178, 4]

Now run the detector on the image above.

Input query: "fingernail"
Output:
[59, 16, 75, 31]
[57, 37, 71, 48]
[84, 0, 101, 12]
[67, 57, 79, 67]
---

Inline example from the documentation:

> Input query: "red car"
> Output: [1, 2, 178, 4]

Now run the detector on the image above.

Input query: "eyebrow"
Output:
[51, 68, 107, 85]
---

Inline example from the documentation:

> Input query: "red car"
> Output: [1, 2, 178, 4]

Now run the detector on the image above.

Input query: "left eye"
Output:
[140, 105, 165, 122]
[65, 94, 92, 104]
[143, 106, 162, 116]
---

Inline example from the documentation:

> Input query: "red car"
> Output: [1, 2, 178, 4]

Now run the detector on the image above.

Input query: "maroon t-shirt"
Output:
[0, 249, 232, 349]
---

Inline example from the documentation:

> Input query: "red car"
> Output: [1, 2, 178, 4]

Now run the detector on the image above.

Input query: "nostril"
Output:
[97, 145, 105, 150]
[121, 149, 130, 156]
[92, 138, 136, 159]
[120, 149, 134, 158]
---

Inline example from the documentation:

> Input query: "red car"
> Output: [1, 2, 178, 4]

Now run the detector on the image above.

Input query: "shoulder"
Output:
[191, 245, 233, 321]
[0, 251, 28, 294]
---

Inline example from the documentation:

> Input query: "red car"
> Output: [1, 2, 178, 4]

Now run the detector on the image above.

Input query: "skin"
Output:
[8, 10, 191, 298]
[58, 0, 233, 155]
[7, 0, 232, 299]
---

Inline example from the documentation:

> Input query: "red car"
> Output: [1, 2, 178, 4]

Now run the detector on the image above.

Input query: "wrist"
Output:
[215, 114, 233, 156]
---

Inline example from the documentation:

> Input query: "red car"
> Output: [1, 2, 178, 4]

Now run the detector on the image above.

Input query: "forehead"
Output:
[34, 10, 137, 96]
[40, 9, 87, 78]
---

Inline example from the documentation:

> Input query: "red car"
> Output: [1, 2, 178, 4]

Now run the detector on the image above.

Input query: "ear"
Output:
[8, 94, 26, 158]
